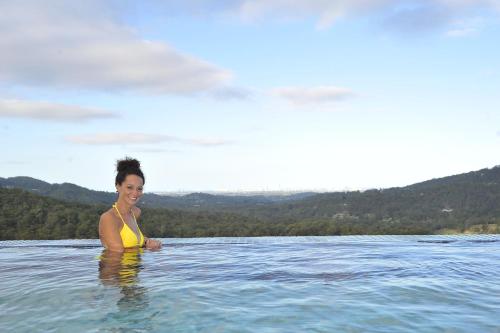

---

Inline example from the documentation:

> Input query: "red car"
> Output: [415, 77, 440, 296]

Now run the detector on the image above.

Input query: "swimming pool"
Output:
[1, 235, 499, 332]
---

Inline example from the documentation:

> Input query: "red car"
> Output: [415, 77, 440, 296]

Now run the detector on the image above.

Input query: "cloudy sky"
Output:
[1, 0, 500, 193]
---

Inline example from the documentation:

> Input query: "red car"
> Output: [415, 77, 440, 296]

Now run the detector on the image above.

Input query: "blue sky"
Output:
[1, 0, 500, 193]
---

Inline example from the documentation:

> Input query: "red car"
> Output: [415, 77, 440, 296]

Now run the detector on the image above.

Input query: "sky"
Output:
[1, 0, 500, 193]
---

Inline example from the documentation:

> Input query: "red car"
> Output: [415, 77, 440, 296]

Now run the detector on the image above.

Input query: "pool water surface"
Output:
[0, 235, 499, 332]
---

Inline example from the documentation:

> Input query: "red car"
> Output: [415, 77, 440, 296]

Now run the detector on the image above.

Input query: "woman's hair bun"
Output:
[115, 156, 145, 185]
[116, 157, 141, 173]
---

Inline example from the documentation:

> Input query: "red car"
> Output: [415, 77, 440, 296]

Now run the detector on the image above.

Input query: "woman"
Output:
[99, 157, 162, 252]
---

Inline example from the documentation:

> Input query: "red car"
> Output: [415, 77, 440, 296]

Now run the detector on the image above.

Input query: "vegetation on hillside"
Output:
[1, 165, 499, 240]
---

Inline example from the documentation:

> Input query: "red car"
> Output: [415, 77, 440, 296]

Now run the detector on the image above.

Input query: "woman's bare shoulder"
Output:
[99, 208, 124, 250]
[99, 209, 121, 238]
[100, 209, 116, 224]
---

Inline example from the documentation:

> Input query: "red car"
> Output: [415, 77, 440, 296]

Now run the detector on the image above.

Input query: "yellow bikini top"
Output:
[113, 203, 145, 248]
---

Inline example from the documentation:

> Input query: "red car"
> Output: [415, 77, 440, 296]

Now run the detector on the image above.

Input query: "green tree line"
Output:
[1, 187, 498, 240]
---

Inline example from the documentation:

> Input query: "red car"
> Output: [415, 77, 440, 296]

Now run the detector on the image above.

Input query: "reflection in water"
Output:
[98, 248, 144, 287]
[98, 248, 152, 327]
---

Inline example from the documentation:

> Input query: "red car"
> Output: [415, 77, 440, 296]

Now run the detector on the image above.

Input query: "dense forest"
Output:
[0, 188, 267, 240]
[1, 166, 499, 240]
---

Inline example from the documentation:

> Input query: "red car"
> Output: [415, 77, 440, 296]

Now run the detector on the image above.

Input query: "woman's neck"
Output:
[115, 199, 133, 215]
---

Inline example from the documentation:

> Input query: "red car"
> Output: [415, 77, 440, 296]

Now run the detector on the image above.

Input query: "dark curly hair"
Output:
[115, 157, 145, 185]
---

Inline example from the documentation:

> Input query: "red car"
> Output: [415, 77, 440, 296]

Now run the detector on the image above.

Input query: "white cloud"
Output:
[0, 98, 117, 122]
[272, 86, 355, 105]
[185, 138, 234, 146]
[381, 3, 452, 34]
[66, 132, 233, 147]
[0, 1, 231, 94]
[241, 0, 500, 28]
[142, 0, 500, 31]
[209, 86, 253, 100]
[446, 27, 477, 36]
[131, 148, 182, 153]
[66, 133, 176, 145]
[5, 160, 28, 165]
[445, 17, 485, 37]
[235, 0, 392, 29]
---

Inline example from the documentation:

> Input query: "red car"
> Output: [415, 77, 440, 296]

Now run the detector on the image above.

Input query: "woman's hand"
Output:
[145, 238, 162, 250]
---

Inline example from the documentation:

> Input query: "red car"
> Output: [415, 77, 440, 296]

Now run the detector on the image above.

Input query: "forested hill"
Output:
[244, 166, 500, 225]
[0, 187, 267, 240]
[0, 176, 114, 205]
[0, 176, 315, 209]
[3, 166, 500, 216]
[1, 166, 499, 239]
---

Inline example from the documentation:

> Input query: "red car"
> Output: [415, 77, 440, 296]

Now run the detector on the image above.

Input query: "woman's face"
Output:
[116, 174, 144, 206]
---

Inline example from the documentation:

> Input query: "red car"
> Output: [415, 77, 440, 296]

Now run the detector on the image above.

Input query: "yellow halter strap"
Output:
[112, 203, 137, 225]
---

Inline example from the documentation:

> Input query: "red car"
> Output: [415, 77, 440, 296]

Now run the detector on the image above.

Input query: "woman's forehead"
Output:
[123, 174, 144, 185]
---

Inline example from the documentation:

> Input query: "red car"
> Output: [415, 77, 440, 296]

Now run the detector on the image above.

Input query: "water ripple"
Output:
[1, 235, 499, 333]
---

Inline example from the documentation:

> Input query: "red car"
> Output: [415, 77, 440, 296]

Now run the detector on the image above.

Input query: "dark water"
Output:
[0, 235, 499, 332]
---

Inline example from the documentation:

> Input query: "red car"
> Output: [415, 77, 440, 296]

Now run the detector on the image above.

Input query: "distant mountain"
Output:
[1, 166, 499, 239]
[0, 176, 316, 209]
[239, 166, 500, 234]
[0, 176, 115, 205]
[3, 166, 500, 226]
[0, 176, 52, 192]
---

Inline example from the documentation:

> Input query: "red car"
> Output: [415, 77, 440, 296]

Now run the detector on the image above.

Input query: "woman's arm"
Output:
[132, 207, 162, 249]
[99, 213, 125, 252]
